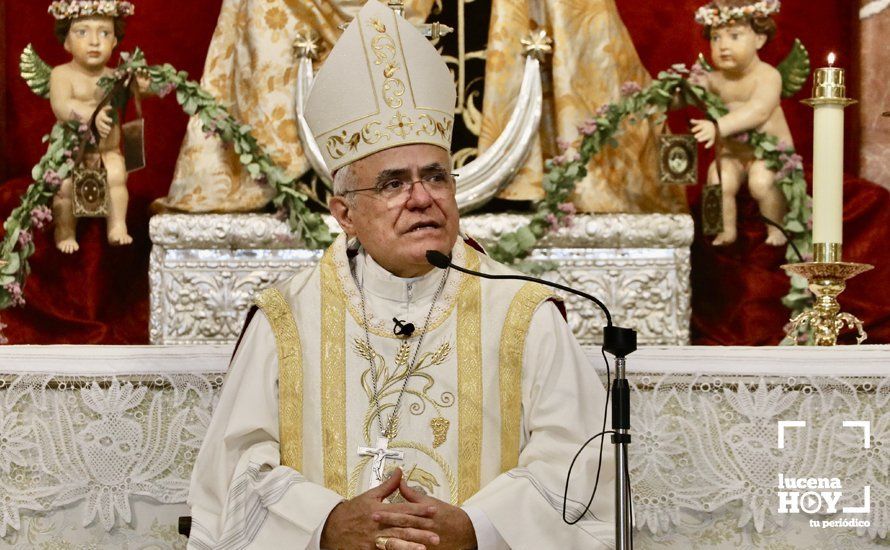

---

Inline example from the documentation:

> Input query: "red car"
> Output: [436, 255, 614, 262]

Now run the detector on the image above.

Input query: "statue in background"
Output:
[158, 0, 692, 217]
[154, 0, 434, 214]
[479, 0, 686, 214]
[42, 0, 150, 252]
[690, 0, 792, 246]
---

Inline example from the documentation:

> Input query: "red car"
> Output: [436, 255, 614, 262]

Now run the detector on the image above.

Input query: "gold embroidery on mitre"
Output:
[387, 111, 414, 137]
[370, 17, 386, 33]
[370, 33, 397, 65]
[325, 113, 452, 160]
[416, 114, 453, 140]
[303, 1, 455, 173]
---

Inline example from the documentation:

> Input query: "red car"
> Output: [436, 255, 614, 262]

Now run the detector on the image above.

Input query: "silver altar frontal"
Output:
[149, 212, 692, 346]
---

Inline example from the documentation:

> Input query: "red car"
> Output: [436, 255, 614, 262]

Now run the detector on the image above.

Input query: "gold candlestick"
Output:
[782, 262, 872, 345]
[784, 54, 870, 346]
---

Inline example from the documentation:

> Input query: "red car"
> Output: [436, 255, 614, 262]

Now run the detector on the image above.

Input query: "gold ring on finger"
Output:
[375, 535, 390, 550]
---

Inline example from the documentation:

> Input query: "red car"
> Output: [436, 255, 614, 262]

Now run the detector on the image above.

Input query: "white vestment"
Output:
[187, 235, 614, 549]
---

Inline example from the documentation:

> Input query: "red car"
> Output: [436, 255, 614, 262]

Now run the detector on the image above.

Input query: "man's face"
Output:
[329, 144, 459, 278]
[64, 16, 117, 70]
[709, 22, 764, 73]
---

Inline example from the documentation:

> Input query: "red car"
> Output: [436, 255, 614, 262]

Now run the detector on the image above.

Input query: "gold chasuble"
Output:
[188, 233, 614, 548]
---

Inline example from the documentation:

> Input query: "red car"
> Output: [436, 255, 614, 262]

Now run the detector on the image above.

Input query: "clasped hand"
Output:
[320, 468, 477, 550]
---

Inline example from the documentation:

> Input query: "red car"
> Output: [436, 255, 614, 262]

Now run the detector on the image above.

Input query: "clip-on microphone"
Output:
[426, 250, 637, 549]
[392, 318, 415, 337]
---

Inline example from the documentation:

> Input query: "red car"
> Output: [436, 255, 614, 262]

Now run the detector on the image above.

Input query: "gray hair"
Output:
[332, 164, 358, 197]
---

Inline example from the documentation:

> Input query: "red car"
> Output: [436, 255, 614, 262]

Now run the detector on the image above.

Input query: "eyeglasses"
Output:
[342, 172, 457, 201]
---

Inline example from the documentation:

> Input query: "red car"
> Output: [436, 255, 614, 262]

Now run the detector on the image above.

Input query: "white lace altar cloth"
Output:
[0, 345, 887, 548]
[625, 346, 890, 549]
[0, 346, 231, 548]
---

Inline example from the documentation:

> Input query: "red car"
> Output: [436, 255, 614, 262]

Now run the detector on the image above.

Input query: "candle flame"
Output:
[828, 52, 836, 66]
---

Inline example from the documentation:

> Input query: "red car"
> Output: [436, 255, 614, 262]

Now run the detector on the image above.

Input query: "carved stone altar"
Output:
[149, 213, 692, 345]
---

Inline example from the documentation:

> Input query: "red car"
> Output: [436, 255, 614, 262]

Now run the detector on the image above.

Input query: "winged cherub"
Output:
[21, 0, 146, 253]
[690, 0, 809, 246]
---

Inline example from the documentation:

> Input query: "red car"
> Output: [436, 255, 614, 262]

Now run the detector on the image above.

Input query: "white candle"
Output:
[811, 103, 844, 244]
[806, 53, 854, 253]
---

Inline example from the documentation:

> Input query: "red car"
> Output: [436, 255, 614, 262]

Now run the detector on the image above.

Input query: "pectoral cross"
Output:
[358, 437, 405, 489]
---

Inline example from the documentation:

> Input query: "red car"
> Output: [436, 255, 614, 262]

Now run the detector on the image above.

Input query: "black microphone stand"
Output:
[426, 250, 637, 548]
[604, 326, 636, 550]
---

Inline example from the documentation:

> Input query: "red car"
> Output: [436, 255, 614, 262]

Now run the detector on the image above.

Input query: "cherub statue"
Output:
[689, 0, 809, 246]
[20, 0, 147, 253]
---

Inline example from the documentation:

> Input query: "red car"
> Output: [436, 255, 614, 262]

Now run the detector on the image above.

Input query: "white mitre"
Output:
[304, 0, 456, 173]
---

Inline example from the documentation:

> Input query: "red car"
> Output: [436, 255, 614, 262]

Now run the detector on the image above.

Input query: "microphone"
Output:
[426, 249, 612, 321]
[427, 248, 637, 544]
[392, 317, 415, 337]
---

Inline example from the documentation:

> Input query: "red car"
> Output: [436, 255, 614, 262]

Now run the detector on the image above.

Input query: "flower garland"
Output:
[694, 0, 781, 28]
[0, 52, 811, 341]
[48, 0, 135, 20]
[487, 63, 812, 320]
[0, 49, 332, 330]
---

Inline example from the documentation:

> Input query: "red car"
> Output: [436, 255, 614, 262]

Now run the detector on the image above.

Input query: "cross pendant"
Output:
[357, 437, 405, 490]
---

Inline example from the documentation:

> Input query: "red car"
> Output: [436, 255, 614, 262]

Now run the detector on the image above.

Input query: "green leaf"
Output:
[1, 253, 20, 275]
[784, 220, 805, 233]
[516, 225, 537, 249]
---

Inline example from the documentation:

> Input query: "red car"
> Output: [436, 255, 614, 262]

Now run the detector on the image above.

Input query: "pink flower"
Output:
[620, 81, 642, 97]
[777, 140, 794, 153]
[690, 61, 707, 81]
[669, 63, 689, 74]
[157, 82, 177, 98]
[557, 202, 576, 215]
[733, 132, 750, 144]
[42, 170, 62, 190]
[17, 230, 32, 248]
[546, 213, 560, 232]
[4, 282, 25, 307]
[595, 104, 611, 117]
[578, 119, 598, 136]
[30, 206, 53, 229]
[556, 149, 581, 164]
[776, 152, 803, 180]
[556, 138, 572, 153]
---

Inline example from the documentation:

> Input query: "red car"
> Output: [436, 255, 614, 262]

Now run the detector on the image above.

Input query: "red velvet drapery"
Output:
[1, 0, 887, 344]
